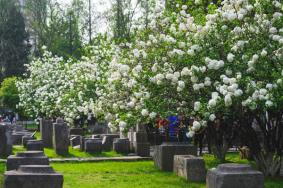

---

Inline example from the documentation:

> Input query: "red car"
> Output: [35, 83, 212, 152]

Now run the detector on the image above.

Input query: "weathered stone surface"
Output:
[22, 136, 35, 148]
[280, 158, 283, 176]
[206, 163, 264, 188]
[40, 118, 53, 148]
[113, 138, 130, 154]
[133, 142, 150, 157]
[6, 151, 49, 171]
[131, 124, 150, 157]
[70, 128, 84, 136]
[136, 124, 146, 132]
[70, 135, 81, 147]
[4, 165, 63, 188]
[0, 125, 12, 157]
[174, 155, 206, 182]
[133, 132, 148, 143]
[85, 139, 102, 153]
[26, 140, 44, 151]
[153, 143, 197, 171]
[12, 132, 31, 145]
[101, 134, 120, 151]
[53, 118, 69, 155]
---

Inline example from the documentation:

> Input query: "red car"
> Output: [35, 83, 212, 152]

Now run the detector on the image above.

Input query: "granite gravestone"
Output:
[206, 163, 264, 188]
[6, 151, 49, 171]
[53, 118, 69, 155]
[113, 138, 130, 154]
[153, 142, 197, 171]
[40, 118, 53, 148]
[4, 165, 63, 188]
[0, 124, 12, 157]
[174, 155, 206, 182]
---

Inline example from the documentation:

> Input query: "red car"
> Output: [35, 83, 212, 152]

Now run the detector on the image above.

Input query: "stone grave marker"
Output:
[153, 142, 197, 171]
[6, 151, 49, 171]
[174, 155, 206, 182]
[53, 118, 69, 155]
[4, 165, 63, 188]
[40, 118, 53, 148]
[206, 163, 264, 188]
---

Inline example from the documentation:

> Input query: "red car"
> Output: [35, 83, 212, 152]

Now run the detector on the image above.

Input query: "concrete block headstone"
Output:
[206, 163, 264, 188]
[174, 155, 206, 182]
[153, 142, 197, 171]
[4, 165, 63, 188]
[40, 118, 53, 148]
[53, 118, 69, 155]
[6, 151, 49, 171]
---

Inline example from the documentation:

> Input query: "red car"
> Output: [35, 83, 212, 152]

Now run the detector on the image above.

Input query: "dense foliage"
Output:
[0, 0, 30, 81]
[17, 0, 283, 176]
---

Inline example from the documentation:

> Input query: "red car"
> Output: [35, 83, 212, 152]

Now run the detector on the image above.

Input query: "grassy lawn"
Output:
[0, 158, 282, 188]
[12, 146, 122, 158]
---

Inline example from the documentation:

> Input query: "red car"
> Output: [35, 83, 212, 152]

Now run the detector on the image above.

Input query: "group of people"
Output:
[0, 113, 18, 124]
[146, 113, 192, 143]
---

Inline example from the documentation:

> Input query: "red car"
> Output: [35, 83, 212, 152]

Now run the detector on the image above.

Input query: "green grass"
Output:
[0, 161, 281, 188]
[51, 161, 205, 188]
[12, 146, 122, 158]
[0, 153, 282, 188]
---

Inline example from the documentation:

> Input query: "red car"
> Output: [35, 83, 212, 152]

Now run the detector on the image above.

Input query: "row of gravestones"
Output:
[153, 142, 265, 188]
[69, 124, 151, 156]
[0, 123, 38, 158]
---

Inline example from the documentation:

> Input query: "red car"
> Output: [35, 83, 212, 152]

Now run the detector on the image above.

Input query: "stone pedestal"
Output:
[0, 125, 12, 157]
[70, 135, 81, 147]
[113, 138, 130, 154]
[4, 165, 63, 188]
[206, 163, 264, 188]
[70, 128, 84, 136]
[53, 118, 69, 155]
[22, 136, 35, 148]
[174, 155, 206, 182]
[40, 118, 53, 148]
[85, 139, 102, 153]
[101, 134, 120, 151]
[12, 132, 31, 145]
[6, 151, 49, 171]
[26, 140, 44, 151]
[131, 124, 150, 157]
[153, 143, 197, 171]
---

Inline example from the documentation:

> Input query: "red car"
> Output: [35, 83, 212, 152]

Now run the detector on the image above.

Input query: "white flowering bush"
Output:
[99, 0, 283, 176]
[17, 0, 283, 176]
[17, 39, 114, 124]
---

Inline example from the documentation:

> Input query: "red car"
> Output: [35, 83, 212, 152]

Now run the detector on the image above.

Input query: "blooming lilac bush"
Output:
[17, 0, 283, 176]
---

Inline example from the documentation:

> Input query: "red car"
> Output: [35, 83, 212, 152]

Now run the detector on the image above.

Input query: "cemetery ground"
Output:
[1, 150, 283, 188]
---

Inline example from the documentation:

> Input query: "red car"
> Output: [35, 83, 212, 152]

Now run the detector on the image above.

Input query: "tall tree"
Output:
[0, 0, 30, 80]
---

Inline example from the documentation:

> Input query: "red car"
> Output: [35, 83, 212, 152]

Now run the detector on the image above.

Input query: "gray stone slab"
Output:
[206, 163, 264, 188]
[102, 134, 120, 151]
[153, 142, 197, 171]
[0, 125, 12, 157]
[53, 118, 69, 155]
[133, 142, 150, 157]
[85, 139, 102, 153]
[26, 140, 44, 151]
[40, 118, 53, 148]
[6, 151, 49, 171]
[4, 165, 63, 188]
[174, 155, 206, 182]
[22, 136, 35, 148]
[70, 135, 81, 147]
[12, 132, 31, 145]
[281, 158, 283, 176]
[113, 138, 130, 154]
